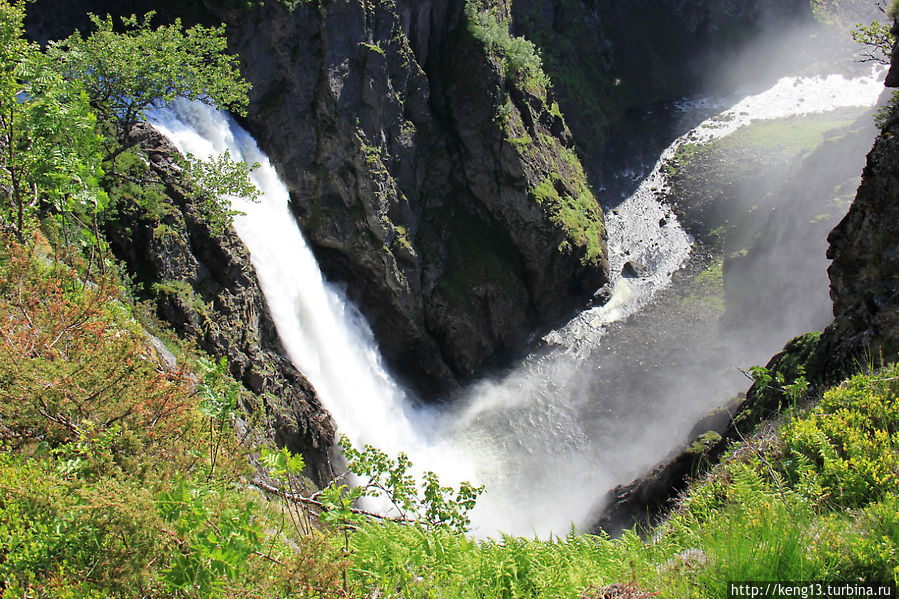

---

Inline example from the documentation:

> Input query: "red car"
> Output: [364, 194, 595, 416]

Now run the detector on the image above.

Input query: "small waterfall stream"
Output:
[150, 66, 884, 538]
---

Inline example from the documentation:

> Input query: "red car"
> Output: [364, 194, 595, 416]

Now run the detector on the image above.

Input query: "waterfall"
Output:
[149, 64, 885, 538]
[148, 103, 475, 489]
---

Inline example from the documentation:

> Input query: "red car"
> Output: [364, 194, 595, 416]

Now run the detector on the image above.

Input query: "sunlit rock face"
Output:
[204, 0, 611, 396]
[105, 125, 336, 484]
[816, 18, 899, 376]
[825, 116, 899, 371]
[205, 0, 818, 395]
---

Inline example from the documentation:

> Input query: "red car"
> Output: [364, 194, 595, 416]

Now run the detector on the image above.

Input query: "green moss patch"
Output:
[531, 175, 604, 267]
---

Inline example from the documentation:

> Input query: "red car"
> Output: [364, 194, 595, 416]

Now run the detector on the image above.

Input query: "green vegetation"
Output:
[515, 3, 635, 150]
[4, 247, 898, 595]
[674, 260, 726, 316]
[464, 1, 605, 269]
[464, 0, 547, 88]
[0, 237, 484, 595]
[670, 109, 863, 180]
[2, 0, 897, 596]
[723, 111, 862, 157]
[665, 107, 868, 246]
[51, 12, 249, 143]
[0, 0, 256, 249]
[665, 143, 702, 178]
[530, 165, 605, 267]
[0, 237, 385, 596]
[738, 332, 827, 428]
[0, 0, 106, 236]
[345, 364, 899, 596]
[153, 279, 213, 319]
[852, 18, 894, 64]
[845, 0, 899, 128]
[358, 41, 384, 56]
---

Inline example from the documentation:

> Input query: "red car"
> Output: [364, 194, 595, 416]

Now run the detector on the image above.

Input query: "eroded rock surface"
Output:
[203, 0, 609, 395]
[823, 114, 899, 373]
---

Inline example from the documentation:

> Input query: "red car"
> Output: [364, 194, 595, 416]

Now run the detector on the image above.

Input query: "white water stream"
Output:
[150, 65, 885, 538]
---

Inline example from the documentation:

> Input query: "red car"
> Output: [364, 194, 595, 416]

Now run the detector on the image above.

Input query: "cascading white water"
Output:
[150, 64, 885, 538]
[449, 66, 887, 536]
[148, 103, 476, 490]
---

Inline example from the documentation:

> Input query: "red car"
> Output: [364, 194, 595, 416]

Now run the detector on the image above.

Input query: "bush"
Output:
[0, 237, 201, 479]
[0, 455, 167, 595]
[779, 365, 899, 508]
[0, 237, 351, 596]
[465, 0, 547, 86]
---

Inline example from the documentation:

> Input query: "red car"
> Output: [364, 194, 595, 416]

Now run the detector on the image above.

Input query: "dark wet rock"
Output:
[590, 433, 716, 537]
[200, 0, 608, 394]
[592, 284, 614, 306]
[886, 20, 899, 88]
[24, 0, 811, 398]
[621, 261, 650, 278]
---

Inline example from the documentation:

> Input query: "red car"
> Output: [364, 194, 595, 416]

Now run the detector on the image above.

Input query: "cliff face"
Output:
[25, 0, 806, 398]
[202, 0, 812, 395]
[24, 0, 814, 472]
[509, 0, 812, 178]
[200, 0, 610, 395]
[106, 126, 336, 484]
[823, 112, 899, 373]
[812, 18, 899, 375]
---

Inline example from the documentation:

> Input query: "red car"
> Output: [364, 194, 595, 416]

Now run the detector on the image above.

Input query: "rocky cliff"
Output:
[24, 0, 816, 475]
[808, 17, 899, 378]
[200, 0, 815, 395]
[509, 0, 812, 179]
[106, 126, 336, 484]
[822, 102, 899, 374]
[199, 0, 611, 396]
[25, 0, 809, 399]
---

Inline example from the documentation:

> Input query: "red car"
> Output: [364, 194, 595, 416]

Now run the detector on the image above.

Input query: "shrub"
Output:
[0, 237, 202, 479]
[0, 455, 167, 595]
[464, 0, 547, 86]
[779, 366, 899, 508]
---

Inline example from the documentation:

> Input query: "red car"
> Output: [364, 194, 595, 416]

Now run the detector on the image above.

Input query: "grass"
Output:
[723, 110, 862, 158]
[667, 108, 864, 185]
